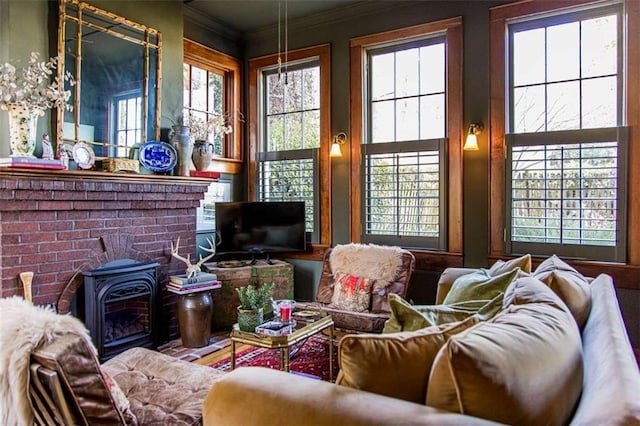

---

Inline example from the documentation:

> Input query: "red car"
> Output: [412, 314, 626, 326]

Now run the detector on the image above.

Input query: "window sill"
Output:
[209, 158, 243, 174]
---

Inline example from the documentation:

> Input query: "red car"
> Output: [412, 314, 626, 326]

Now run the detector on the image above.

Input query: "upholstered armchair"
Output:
[298, 243, 416, 333]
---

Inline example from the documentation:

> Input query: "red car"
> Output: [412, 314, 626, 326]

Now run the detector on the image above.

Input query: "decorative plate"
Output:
[72, 142, 96, 170]
[139, 140, 177, 173]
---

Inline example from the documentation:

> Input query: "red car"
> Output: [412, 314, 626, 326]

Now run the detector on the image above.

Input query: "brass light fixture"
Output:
[464, 123, 483, 151]
[330, 132, 347, 158]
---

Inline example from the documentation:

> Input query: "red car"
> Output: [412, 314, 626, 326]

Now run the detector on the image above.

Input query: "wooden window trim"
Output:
[184, 39, 243, 174]
[489, 0, 640, 265]
[248, 44, 332, 260]
[349, 17, 464, 256]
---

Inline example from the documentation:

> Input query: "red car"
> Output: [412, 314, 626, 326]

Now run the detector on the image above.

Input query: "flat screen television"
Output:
[215, 201, 307, 259]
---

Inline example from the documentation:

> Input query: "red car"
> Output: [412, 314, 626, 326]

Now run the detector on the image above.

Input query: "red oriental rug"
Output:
[209, 334, 338, 382]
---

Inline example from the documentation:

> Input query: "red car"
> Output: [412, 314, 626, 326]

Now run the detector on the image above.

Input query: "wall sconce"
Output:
[463, 123, 483, 151]
[330, 132, 347, 158]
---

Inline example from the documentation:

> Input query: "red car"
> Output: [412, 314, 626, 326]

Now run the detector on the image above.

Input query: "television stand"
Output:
[249, 249, 273, 265]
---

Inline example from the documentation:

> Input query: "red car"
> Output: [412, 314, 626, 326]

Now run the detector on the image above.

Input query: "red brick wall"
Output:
[0, 170, 211, 340]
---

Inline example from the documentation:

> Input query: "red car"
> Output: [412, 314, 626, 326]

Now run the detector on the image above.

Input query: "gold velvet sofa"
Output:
[203, 270, 640, 425]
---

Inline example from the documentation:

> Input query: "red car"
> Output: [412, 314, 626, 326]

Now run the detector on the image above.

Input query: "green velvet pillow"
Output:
[382, 293, 504, 333]
[443, 268, 519, 305]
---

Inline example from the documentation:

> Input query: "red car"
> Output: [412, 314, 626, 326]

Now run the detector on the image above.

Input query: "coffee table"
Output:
[230, 310, 335, 381]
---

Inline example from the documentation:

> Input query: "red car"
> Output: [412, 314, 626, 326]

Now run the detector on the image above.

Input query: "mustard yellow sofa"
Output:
[203, 271, 640, 425]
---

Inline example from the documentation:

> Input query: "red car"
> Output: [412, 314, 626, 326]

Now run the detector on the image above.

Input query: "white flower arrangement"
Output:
[0, 52, 74, 115]
[184, 112, 233, 141]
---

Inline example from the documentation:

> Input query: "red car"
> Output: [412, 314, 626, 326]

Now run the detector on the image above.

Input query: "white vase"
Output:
[6, 105, 42, 157]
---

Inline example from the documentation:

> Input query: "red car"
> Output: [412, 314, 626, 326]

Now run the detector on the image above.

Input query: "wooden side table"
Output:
[168, 282, 221, 348]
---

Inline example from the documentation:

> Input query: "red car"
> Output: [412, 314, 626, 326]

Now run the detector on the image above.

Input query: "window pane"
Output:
[208, 72, 224, 115]
[302, 110, 320, 148]
[582, 76, 616, 128]
[513, 85, 545, 133]
[582, 15, 617, 78]
[183, 64, 190, 108]
[396, 48, 419, 98]
[371, 52, 394, 101]
[396, 98, 419, 141]
[267, 115, 284, 151]
[547, 81, 580, 131]
[191, 66, 207, 111]
[420, 94, 445, 139]
[284, 112, 303, 150]
[284, 69, 303, 113]
[420, 43, 445, 94]
[302, 67, 320, 110]
[371, 100, 395, 143]
[511, 142, 618, 246]
[267, 73, 284, 114]
[547, 22, 579, 82]
[513, 28, 545, 86]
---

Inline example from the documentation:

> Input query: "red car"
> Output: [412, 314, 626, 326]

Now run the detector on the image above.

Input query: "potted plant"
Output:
[235, 272, 275, 332]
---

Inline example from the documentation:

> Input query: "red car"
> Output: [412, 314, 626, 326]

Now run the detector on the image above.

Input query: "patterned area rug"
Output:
[209, 334, 338, 381]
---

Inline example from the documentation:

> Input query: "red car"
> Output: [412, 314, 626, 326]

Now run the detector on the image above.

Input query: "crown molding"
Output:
[183, 3, 241, 42]
[245, 1, 410, 43]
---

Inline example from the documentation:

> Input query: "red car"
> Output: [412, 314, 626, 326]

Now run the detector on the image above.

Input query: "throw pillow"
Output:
[337, 316, 480, 404]
[533, 255, 592, 329]
[383, 293, 504, 333]
[427, 278, 583, 425]
[328, 272, 375, 312]
[488, 254, 532, 276]
[443, 268, 519, 305]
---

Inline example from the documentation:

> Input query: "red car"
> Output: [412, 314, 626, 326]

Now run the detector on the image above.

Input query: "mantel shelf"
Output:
[0, 167, 214, 186]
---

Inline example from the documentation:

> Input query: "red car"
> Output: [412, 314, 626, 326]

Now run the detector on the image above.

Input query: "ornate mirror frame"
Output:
[56, 0, 162, 156]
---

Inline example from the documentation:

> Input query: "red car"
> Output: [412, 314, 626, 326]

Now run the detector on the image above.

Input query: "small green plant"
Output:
[236, 281, 275, 311]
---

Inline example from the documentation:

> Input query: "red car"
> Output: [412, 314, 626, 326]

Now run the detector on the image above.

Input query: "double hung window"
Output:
[504, 4, 626, 262]
[249, 45, 331, 248]
[351, 18, 463, 252]
[364, 38, 447, 248]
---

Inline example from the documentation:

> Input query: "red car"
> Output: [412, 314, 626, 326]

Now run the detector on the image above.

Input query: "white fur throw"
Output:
[329, 243, 405, 291]
[0, 297, 92, 426]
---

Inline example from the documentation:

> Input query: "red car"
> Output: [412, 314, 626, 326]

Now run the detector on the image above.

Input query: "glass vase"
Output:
[6, 105, 41, 157]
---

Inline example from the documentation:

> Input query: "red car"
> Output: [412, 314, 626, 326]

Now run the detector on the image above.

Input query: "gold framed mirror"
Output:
[57, 0, 161, 160]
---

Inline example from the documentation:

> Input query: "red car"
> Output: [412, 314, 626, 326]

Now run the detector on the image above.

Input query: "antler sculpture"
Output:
[170, 235, 218, 278]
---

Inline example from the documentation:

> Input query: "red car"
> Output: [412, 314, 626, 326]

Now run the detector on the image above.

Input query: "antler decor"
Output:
[170, 235, 217, 278]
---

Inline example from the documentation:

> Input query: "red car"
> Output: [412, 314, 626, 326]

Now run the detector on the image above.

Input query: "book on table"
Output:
[0, 157, 65, 170]
[169, 272, 217, 285]
[166, 280, 221, 294]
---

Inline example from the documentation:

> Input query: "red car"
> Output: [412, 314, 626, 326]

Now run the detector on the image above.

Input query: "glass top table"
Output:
[230, 309, 335, 381]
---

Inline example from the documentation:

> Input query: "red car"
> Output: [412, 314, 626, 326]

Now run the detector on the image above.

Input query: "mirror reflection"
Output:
[58, 0, 161, 159]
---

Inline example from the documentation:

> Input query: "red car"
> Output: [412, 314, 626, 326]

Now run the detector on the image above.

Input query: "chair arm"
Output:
[203, 367, 499, 426]
[435, 268, 479, 304]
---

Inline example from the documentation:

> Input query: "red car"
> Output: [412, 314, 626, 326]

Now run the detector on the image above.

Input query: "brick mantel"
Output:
[0, 169, 212, 339]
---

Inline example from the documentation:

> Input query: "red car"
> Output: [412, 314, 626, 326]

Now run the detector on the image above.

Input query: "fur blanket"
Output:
[329, 243, 405, 291]
[0, 297, 91, 426]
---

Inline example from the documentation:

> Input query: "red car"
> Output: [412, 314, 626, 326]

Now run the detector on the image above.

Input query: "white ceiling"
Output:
[183, 0, 364, 33]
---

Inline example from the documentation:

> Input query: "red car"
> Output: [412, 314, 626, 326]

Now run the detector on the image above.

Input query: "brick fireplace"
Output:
[0, 169, 212, 342]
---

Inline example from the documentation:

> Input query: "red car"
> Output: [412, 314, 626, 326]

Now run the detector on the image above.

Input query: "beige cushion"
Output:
[427, 277, 583, 425]
[337, 316, 480, 404]
[103, 347, 225, 425]
[533, 255, 592, 329]
[443, 268, 518, 305]
[488, 253, 532, 275]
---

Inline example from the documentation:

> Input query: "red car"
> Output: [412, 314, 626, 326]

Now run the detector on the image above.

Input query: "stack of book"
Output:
[166, 272, 221, 295]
